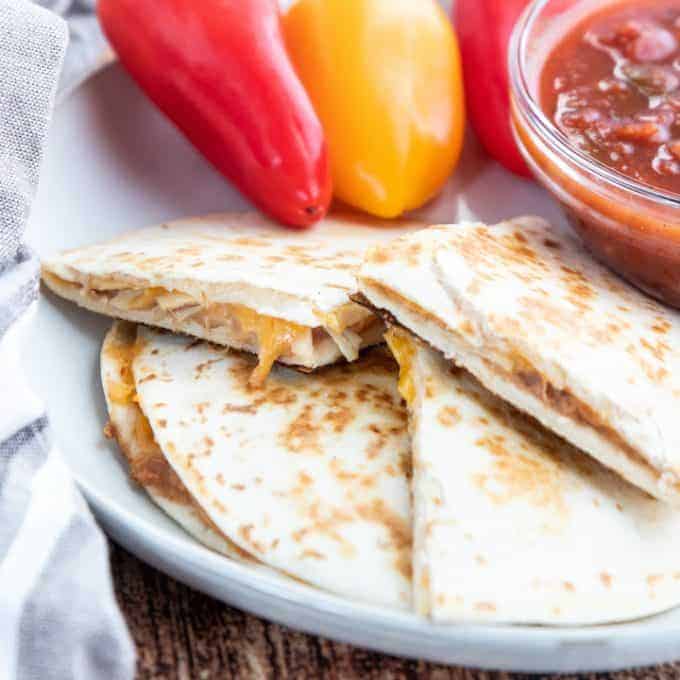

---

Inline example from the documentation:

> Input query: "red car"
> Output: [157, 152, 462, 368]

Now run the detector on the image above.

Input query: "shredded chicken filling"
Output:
[501, 357, 656, 478]
[45, 272, 373, 385]
[358, 281, 656, 481]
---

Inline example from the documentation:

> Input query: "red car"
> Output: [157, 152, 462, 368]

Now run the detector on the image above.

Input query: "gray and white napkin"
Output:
[0, 1, 134, 678]
[37, 0, 114, 98]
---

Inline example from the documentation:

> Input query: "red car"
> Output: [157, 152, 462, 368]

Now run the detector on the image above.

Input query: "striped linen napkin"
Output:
[0, 1, 134, 678]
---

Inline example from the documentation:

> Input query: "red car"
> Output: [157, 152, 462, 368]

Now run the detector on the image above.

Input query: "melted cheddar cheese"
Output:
[122, 287, 168, 310]
[103, 326, 159, 454]
[385, 327, 416, 406]
[49, 273, 309, 386]
[228, 305, 307, 387]
[103, 329, 142, 405]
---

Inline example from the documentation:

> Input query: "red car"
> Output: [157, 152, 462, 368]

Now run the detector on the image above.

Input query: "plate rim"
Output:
[80, 470, 680, 673]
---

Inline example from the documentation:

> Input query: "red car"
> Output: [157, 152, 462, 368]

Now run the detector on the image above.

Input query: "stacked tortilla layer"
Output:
[386, 327, 680, 624]
[356, 216, 680, 623]
[102, 321, 412, 610]
[358, 217, 680, 506]
[44, 212, 418, 385]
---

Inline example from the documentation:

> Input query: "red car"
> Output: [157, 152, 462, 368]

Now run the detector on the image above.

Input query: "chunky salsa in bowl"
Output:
[511, 0, 680, 307]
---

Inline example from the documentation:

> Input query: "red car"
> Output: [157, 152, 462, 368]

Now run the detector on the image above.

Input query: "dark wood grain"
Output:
[110, 541, 680, 680]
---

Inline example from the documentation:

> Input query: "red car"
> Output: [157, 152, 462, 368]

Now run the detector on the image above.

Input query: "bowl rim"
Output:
[509, 0, 680, 210]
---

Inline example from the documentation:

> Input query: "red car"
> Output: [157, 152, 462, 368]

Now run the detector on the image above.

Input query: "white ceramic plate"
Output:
[23, 65, 680, 673]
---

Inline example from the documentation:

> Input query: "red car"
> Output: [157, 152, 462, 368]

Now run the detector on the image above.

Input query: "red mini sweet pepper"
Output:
[98, 0, 332, 228]
[454, 0, 532, 178]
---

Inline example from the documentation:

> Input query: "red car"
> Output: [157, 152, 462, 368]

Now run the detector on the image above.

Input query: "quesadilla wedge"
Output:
[102, 321, 281, 573]
[103, 322, 412, 609]
[386, 326, 680, 625]
[357, 216, 680, 505]
[44, 211, 418, 385]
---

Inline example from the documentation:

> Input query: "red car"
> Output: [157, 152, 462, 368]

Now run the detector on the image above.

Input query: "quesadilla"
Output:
[357, 216, 680, 505]
[386, 326, 680, 625]
[101, 321, 412, 609]
[44, 211, 418, 385]
[101, 321, 284, 573]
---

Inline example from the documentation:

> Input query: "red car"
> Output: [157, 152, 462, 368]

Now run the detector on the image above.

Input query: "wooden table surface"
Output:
[110, 541, 680, 680]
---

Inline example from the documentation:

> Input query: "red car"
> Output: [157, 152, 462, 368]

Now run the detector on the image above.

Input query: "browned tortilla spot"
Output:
[356, 498, 411, 580]
[437, 406, 461, 427]
[279, 404, 322, 454]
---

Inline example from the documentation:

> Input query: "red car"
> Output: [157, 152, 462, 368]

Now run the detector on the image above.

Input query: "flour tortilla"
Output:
[386, 327, 680, 625]
[101, 321, 278, 570]
[123, 324, 411, 609]
[358, 216, 680, 505]
[44, 211, 419, 383]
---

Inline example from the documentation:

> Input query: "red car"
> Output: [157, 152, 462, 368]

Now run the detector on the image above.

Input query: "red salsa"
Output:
[540, 0, 680, 194]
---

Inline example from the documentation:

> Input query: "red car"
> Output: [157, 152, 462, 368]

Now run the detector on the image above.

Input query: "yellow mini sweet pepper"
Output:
[282, 0, 465, 219]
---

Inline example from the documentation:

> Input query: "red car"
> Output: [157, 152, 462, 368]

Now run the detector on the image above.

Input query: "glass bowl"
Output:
[509, 0, 680, 307]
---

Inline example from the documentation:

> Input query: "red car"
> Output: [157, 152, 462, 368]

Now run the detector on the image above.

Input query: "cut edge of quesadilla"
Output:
[101, 320, 271, 566]
[47, 268, 383, 385]
[356, 278, 676, 506]
[383, 327, 429, 618]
